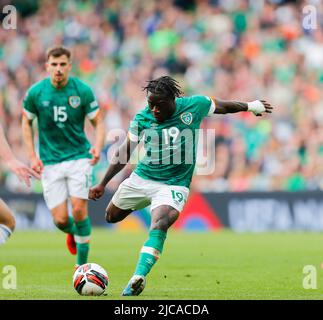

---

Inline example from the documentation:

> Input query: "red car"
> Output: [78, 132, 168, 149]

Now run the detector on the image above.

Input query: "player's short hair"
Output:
[143, 76, 183, 100]
[46, 46, 71, 61]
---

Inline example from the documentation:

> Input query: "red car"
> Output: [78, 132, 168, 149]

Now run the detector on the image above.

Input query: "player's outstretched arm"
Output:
[6, 158, 40, 187]
[213, 99, 273, 116]
[0, 123, 40, 187]
[88, 135, 137, 200]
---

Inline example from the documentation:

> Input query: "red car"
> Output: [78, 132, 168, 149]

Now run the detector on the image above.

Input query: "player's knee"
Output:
[54, 216, 69, 227]
[72, 206, 84, 217]
[105, 209, 111, 223]
[0, 203, 15, 231]
[105, 210, 117, 223]
[5, 214, 15, 231]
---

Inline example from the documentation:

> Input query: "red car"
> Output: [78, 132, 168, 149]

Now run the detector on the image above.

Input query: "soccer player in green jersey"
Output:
[22, 46, 105, 268]
[89, 76, 273, 296]
[0, 123, 40, 245]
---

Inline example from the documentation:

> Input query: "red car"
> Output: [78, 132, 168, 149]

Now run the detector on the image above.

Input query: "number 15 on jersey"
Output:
[54, 106, 67, 122]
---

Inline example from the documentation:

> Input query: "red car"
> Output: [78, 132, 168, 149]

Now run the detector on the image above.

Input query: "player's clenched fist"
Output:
[88, 184, 105, 200]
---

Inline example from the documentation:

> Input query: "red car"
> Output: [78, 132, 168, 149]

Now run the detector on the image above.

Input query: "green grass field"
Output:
[0, 229, 323, 300]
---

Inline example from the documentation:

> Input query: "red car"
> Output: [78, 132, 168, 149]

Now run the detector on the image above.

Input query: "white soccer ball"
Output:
[73, 263, 109, 296]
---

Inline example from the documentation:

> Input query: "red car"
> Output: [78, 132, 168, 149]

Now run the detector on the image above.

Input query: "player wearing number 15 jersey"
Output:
[89, 76, 273, 296]
[22, 46, 105, 269]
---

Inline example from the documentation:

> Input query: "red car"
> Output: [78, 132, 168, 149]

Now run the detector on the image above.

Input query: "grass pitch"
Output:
[0, 229, 323, 300]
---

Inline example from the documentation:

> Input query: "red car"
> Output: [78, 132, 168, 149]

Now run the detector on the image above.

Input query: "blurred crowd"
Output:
[0, 0, 323, 193]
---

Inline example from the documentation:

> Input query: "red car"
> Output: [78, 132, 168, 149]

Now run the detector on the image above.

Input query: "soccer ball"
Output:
[73, 263, 109, 296]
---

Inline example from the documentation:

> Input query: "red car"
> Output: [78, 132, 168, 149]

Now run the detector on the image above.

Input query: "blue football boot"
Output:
[122, 275, 146, 296]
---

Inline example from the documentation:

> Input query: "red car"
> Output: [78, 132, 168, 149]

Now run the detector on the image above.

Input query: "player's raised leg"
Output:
[105, 201, 133, 223]
[104, 173, 149, 224]
[70, 197, 91, 267]
[0, 200, 16, 245]
[122, 205, 179, 296]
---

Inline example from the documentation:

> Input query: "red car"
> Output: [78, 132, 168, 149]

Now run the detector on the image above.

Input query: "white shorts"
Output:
[41, 158, 93, 210]
[111, 172, 190, 213]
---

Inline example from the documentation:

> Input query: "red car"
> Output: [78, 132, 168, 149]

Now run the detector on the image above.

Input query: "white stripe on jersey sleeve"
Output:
[207, 97, 216, 116]
[86, 108, 99, 120]
[90, 100, 98, 108]
[23, 108, 37, 120]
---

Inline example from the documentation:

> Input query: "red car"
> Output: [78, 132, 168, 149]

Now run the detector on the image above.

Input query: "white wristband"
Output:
[247, 100, 265, 115]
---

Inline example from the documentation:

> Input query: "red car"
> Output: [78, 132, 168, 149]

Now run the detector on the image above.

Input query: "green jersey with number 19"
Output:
[23, 77, 100, 165]
[128, 95, 216, 188]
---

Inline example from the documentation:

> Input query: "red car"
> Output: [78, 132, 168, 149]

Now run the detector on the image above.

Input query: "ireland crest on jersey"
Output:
[69, 96, 81, 108]
[180, 112, 193, 125]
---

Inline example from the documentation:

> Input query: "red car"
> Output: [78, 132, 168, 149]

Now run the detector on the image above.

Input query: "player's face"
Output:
[147, 93, 175, 123]
[46, 55, 71, 87]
